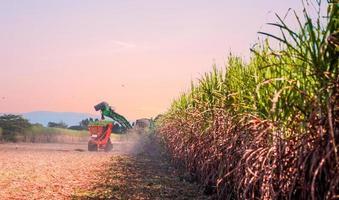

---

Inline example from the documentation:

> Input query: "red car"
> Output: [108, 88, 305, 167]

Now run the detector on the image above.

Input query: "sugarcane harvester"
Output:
[88, 102, 132, 151]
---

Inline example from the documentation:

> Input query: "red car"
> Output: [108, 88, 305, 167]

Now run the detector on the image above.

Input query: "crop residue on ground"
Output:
[0, 143, 111, 199]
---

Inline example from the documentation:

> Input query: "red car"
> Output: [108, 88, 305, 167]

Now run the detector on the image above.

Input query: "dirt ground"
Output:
[0, 134, 207, 200]
[0, 142, 111, 199]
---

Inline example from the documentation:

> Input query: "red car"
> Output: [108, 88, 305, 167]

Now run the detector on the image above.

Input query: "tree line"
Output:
[0, 114, 94, 142]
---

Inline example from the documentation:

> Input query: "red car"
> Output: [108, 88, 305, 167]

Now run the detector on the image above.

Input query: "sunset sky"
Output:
[0, 0, 302, 119]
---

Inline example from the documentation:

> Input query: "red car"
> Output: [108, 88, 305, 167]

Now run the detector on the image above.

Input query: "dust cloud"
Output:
[111, 129, 151, 155]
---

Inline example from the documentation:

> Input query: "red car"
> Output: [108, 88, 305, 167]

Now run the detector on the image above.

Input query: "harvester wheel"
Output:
[104, 139, 113, 152]
[88, 142, 97, 151]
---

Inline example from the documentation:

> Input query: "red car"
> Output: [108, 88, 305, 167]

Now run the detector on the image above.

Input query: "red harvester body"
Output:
[87, 123, 113, 152]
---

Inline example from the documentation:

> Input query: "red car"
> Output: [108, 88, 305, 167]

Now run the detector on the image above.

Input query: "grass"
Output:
[17, 125, 89, 143]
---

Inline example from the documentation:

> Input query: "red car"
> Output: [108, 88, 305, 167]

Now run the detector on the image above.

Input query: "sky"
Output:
[0, 0, 305, 119]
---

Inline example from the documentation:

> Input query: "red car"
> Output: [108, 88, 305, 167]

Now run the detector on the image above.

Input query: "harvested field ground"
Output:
[0, 142, 111, 199]
[0, 134, 207, 200]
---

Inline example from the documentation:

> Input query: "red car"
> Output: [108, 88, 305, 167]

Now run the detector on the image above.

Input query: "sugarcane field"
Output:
[0, 0, 338, 199]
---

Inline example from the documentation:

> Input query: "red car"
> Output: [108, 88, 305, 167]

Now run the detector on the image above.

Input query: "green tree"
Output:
[47, 121, 68, 129]
[0, 114, 31, 141]
[78, 118, 94, 129]
[79, 118, 89, 129]
[68, 125, 84, 130]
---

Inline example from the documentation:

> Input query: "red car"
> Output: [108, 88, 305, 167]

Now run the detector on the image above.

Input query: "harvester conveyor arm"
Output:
[94, 102, 132, 130]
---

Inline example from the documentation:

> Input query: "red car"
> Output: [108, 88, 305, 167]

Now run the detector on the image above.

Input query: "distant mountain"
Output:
[22, 111, 99, 127]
